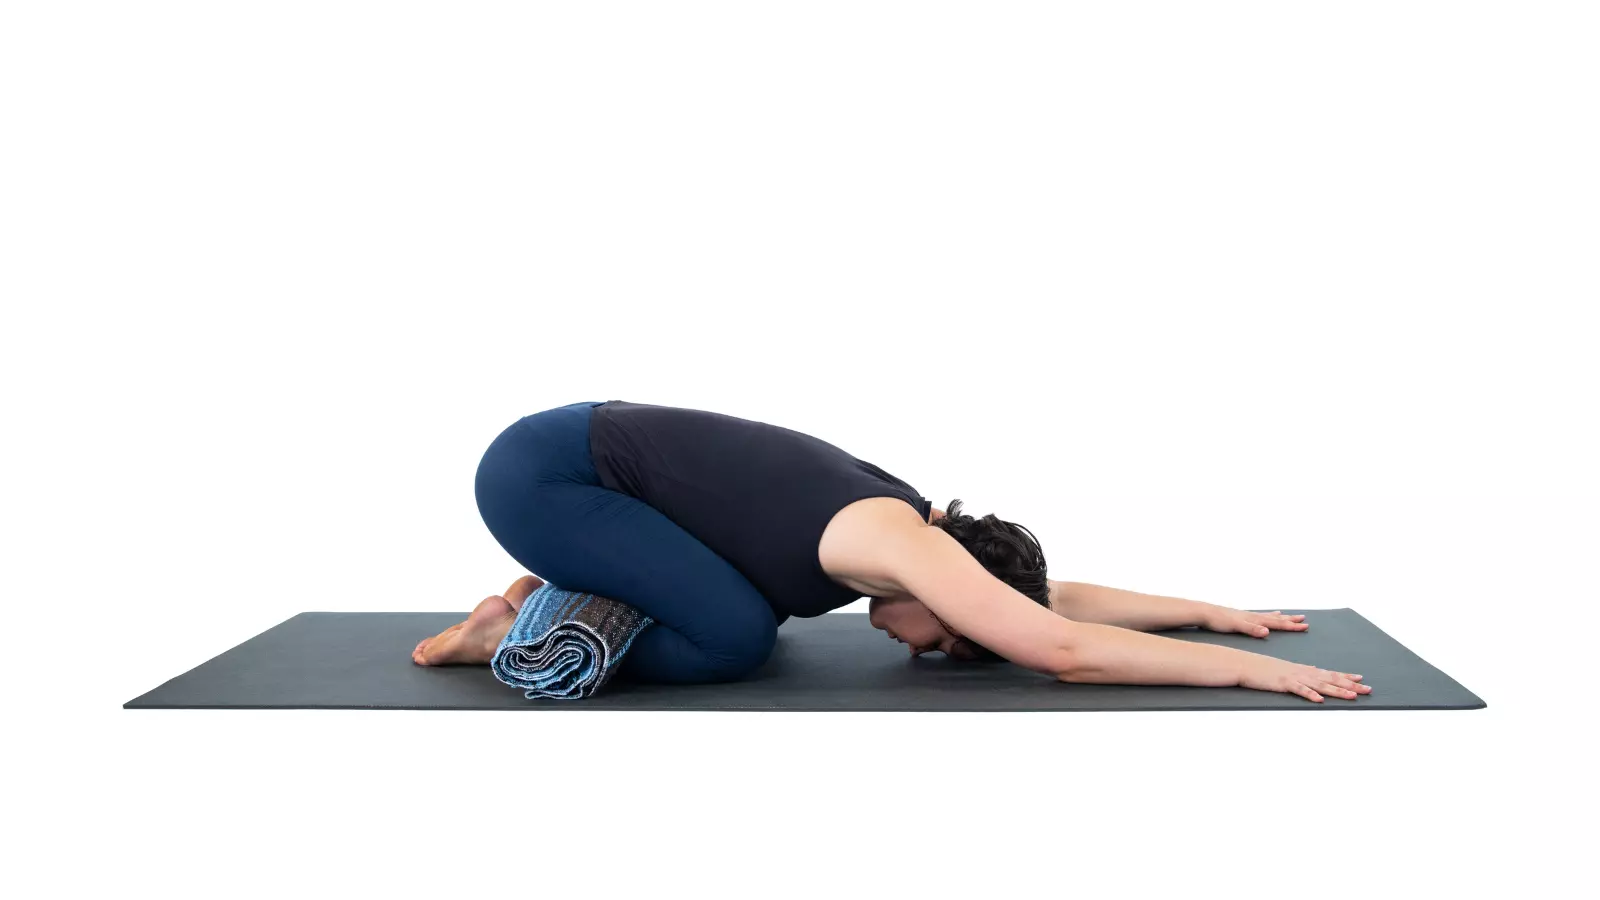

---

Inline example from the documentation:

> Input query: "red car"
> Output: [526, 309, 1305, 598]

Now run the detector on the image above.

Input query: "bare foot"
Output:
[502, 573, 544, 611]
[412, 574, 546, 666]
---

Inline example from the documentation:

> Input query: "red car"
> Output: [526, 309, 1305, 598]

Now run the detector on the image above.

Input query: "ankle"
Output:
[480, 613, 516, 656]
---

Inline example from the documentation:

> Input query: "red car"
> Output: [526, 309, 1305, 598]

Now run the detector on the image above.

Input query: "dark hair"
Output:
[930, 498, 1050, 661]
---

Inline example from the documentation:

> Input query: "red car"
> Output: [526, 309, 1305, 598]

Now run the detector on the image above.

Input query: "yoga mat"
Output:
[124, 608, 1484, 711]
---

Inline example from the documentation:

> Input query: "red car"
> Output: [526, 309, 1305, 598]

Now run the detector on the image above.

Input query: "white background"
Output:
[4, 2, 1595, 898]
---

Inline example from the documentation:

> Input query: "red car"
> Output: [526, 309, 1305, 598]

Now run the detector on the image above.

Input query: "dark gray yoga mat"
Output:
[124, 607, 1484, 711]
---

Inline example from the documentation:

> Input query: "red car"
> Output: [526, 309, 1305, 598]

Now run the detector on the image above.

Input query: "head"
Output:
[867, 498, 1049, 661]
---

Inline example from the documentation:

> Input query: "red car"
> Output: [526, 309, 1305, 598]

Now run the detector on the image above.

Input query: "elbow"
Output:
[1053, 650, 1086, 683]
[1049, 622, 1107, 683]
[1048, 629, 1089, 682]
[1054, 651, 1109, 684]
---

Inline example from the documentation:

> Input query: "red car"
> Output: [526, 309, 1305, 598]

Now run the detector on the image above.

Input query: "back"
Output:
[587, 400, 933, 619]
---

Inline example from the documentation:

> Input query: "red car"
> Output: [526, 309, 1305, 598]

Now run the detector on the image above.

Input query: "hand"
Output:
[1237, 654, 1373, 703]
[1202, 605, 1308, 638]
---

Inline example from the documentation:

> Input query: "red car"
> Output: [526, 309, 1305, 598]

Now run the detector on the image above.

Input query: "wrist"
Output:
[1189, 600, 1219, 629]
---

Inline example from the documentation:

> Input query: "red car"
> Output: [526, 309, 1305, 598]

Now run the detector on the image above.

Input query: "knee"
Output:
[706, 605, 779, 681]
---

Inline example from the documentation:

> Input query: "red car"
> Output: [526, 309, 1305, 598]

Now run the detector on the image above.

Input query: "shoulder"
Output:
[817, 496, 937, 594]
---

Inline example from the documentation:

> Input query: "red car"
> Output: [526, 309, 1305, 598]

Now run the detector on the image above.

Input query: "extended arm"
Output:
[877, 524, 1267, 686]
[1047, 580, 1210, 631]
[1048, 580, 1311, 639]
[830, 500, 1343, 692]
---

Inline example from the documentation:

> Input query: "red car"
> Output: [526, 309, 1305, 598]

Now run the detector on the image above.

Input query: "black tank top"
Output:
[587, 400, 933, 620]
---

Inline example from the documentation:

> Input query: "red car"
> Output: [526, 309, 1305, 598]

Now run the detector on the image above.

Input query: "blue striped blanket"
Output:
[489, 581, 654, 700]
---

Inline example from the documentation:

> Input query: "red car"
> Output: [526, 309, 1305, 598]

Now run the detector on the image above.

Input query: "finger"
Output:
[1260, 612, 1307, 627]
[1319, 681, 1360, 699]
[1293, 683, 1324, 703]
[1248, 613, 1299, 630]
[1236, 616, 1271, 636]
[1332, 673, 1372, 693]
[1318, 670, 1370, 694]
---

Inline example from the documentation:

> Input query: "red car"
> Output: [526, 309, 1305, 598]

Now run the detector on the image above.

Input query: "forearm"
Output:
[1057, 620, 1256, 687]
[1048, 580, 1211, 631]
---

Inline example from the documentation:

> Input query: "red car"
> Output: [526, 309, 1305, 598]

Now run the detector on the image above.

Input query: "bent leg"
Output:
[476, 477, 778, 685]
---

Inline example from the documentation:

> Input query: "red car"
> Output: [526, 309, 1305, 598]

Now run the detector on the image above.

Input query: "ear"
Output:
[928, 507, 947, 523]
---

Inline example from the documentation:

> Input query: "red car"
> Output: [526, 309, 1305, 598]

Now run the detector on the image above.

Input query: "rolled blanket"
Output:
[489, 581, 655, 700]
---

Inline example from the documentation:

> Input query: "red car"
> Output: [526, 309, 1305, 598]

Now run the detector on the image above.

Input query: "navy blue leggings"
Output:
[473, 401, 782, 684]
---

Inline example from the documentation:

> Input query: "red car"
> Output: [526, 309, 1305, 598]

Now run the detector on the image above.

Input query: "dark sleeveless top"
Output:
[586, 400, 933, 620]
